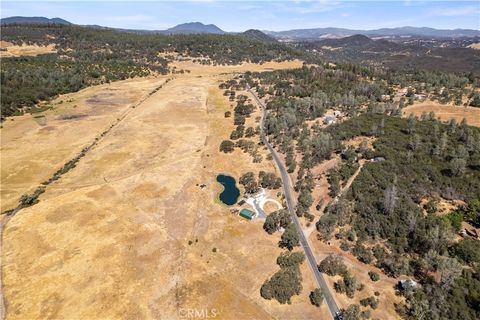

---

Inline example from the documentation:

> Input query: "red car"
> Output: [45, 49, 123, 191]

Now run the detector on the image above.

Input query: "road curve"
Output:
[247, 85, 340, 319]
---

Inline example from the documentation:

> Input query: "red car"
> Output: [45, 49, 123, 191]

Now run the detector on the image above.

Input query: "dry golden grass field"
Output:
[402, 101, 480, 128]
[467, 42, 480, 50]
[0, 40, 56, 57]
[1, 60, 333, 319]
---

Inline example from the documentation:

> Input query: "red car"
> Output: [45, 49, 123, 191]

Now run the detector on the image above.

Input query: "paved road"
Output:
[247, 85, 340, 319]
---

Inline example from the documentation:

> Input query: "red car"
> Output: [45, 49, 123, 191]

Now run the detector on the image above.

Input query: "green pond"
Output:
[216, 174, 240, 205]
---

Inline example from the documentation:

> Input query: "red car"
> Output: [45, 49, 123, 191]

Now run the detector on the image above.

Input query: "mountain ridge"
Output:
[0, 16, 71, 25]
[266, 26, 480, 39]
[165, 22, 224, 34]
[1, 16, 478, 38]
[241, 29, 277, 43]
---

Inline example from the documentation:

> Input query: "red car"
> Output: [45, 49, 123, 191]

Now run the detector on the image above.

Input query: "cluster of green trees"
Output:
[368, 271, 380, 282]
[263, 208, 300, 250]
[1, 23, 306, 117]
[334, 270, 361, 298]
[249, 65, 477, 129]
[219, 92, 264, 161]
[359, 296, 378, 309]
[258, 171, 282, 189]
[449, 199, 480, 228]
[263, 209, 291, 234]
[260, 207, 303, 304]
[260, 251, 305, 304]
[1, 54, 151, 117]
[3, 25, 304, 66]
[398, 265, 480, 320]
[253, 66, 388, 139]
[319, 117, 479, 317]
[297, 39, 480, 74]
[341, 304, 370, 320]
[309, 288, 324, 307]
[318, 254, 363, 298]
[317, 254, 348, 276]
[470, 92, 480, 107]
[250, 62, 480, 318]
[238, 171, 281, 194]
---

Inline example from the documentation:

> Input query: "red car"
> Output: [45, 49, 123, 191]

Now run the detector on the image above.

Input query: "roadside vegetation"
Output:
[244, 63, 480, 318]
[260, 251, 305, 304]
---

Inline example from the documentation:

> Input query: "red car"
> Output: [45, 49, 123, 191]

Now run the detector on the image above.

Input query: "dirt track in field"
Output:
[1, 60, 331, 319]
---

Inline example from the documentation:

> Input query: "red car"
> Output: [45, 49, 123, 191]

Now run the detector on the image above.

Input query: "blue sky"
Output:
[1, 1, 479, 31]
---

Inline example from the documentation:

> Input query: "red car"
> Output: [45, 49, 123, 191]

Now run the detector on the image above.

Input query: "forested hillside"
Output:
[1, 24, 304, 118]
[241, 65, 480, 319]
[295, 38, 480, 74]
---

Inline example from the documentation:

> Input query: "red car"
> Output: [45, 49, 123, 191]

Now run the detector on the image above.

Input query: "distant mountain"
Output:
[241, 29, 277, 43]
[266, 26, 480, 40]
[319, 34, 373, 47]
[366, 26, 480, 38]
[315, 34, 402, 53]
[165, 22, 224, 34]
[2, 17, 477, 40]
[0, 16, 71, 25]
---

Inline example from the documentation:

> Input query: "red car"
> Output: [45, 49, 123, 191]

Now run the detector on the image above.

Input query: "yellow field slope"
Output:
[1, 61, 328, 319]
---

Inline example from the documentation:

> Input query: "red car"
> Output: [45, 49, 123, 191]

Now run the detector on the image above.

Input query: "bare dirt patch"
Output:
[402, 101, 480, 127]
[263, 200, 281, 214]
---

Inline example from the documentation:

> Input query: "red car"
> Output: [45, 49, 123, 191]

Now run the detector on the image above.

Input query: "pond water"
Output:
[216, 174, 240, 205]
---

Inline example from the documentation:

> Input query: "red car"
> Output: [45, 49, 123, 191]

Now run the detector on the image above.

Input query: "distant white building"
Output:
[324, 115, 336, 125]
[414, 94, 427, 101]
[399, 280, 417, 290]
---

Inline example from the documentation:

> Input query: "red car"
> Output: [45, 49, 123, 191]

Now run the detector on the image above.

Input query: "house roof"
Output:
[239, 208, 255, 219]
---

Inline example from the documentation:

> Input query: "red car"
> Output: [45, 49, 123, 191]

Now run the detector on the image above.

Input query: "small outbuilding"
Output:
[399, 280, 417, 290]
[324, 115, 336, 125]
[239, 208, 255, 220]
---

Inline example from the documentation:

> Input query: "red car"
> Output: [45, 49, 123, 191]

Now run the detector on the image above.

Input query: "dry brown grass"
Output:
[468, 43, 480, 50]
[343, 136, 376, 150]
[419, 196, 466, 216]
[402, 101, 480, 127]
[1, 61, 330, 319]
[170, 59, 304, 76]
[0, 41, 56, 57]
[1, 76, 167, 212]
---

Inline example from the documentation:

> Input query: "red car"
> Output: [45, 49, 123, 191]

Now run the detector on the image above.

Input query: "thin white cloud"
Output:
[429, 5, 480, 17]
[273, 0, 353, 14]
[102, 14, 154, 23]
